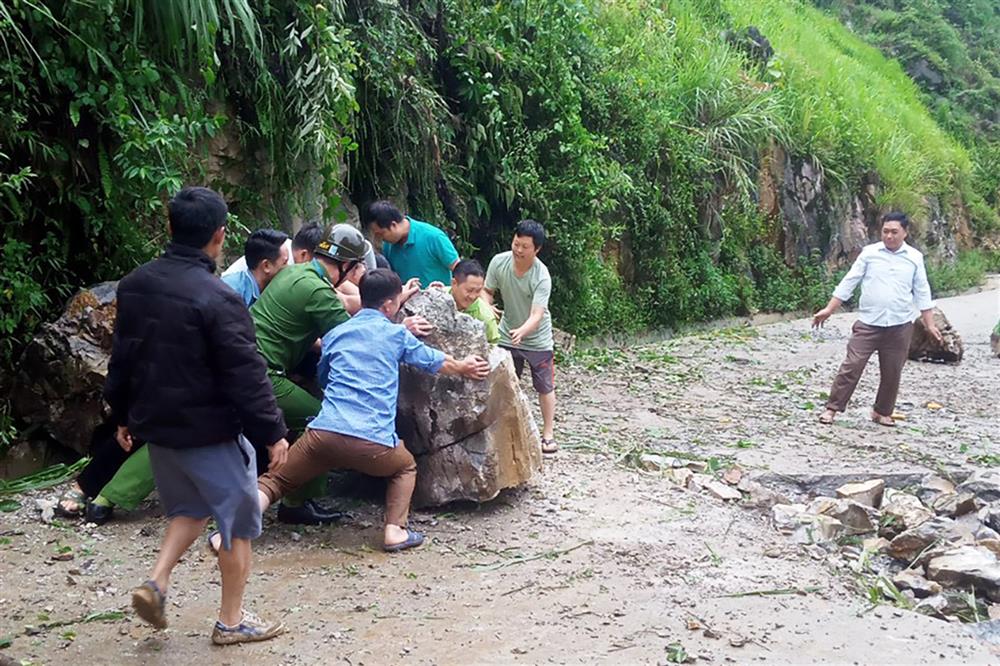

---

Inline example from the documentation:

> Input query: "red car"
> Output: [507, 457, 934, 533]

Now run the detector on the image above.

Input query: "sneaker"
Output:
[212, 610, 286, 645]
[276, 500, 344, 525]
[132, 580, 168, 629]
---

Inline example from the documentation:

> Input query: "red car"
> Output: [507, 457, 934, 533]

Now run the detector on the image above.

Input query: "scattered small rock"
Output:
[665, 468, 694, 488]
[704, 481, 742, 502]
[958, 471, 1000, 503]
[925, 546, 1000, 601]
[880, 493, 934, 538]
[808, 497, 877, 535]
[835, 479, 884, 508]
[722, 467, 743, 486]
[862, 536, 890, 553]
[887, 517, 964, 561]
[892, 570, 942, 598]
[931, 492, 978, 518]
[917, 476, 956, 505]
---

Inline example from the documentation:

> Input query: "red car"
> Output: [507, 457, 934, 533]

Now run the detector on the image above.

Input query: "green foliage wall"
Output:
[0, 0, 992, 374]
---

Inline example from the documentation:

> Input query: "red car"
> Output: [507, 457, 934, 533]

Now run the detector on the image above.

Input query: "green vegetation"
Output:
[814, 0, 1000, 226]
[1, 0, 996, 423]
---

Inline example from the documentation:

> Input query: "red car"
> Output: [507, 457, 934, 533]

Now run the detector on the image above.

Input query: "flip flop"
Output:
[818, 411, 835, 425]
[55, 488, 87, 518]
[132, 579, 168, 629]
[383, 529, 425, 553]
[871, 413, 896, 427]
[541, 438, 559, 454]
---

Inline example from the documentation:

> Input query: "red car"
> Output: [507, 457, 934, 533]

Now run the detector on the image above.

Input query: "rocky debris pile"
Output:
[767, 471, 1000, 622]
[638, 453, 789, 509]
[909, 307, 963, 364]
[397, 289, 543, 507]
[10, 282, 118, 454]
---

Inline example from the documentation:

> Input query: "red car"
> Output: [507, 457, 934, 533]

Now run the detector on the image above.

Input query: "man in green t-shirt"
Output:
[364, 200, 460, 286]
[435, 259, 500, 344]
[250, 224, 369, 525]
[483, 220, 557, 453]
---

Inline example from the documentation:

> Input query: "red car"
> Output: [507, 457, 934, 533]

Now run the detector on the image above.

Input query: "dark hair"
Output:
[453, 258, 485, 282]
[364, 200, 404, 230]
[292, 222, 325, 252]
[360, 268, 402, 309]
[881, 211, 910, 230]
[245, 228, 289, 270]
[514, 219, 546, 249]
[375, 252, 392, 270]
[168, 186, 228, 248]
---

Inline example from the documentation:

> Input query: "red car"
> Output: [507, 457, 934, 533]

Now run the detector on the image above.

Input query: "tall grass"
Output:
[724, 0, 972, 215]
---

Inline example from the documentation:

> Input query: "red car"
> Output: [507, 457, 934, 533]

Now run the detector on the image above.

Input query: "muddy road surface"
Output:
[1, 282, 998, 664]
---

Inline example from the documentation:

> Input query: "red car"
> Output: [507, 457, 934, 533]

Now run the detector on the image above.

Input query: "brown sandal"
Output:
[818, 410, 835, 425]
[871, 412, 896, 427]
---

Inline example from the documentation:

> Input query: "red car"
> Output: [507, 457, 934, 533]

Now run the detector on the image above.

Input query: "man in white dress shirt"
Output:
[813, 211, 943, 426]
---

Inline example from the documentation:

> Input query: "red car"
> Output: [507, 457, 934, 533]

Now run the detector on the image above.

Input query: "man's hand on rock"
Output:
[401, 278, 422, 302]
[927, 325, 944, 345]
[267, 438, 290, 473]
[461, 355, 491, 380]
[404, 315, 434, 337]
[427, 281, 446, 289]
[116, 425, 133, 452]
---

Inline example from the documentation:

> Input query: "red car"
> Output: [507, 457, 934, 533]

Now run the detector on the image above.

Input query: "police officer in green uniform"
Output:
[250, 224, 369, 524]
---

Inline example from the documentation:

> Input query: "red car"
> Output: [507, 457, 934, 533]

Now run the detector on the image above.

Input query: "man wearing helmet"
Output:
[249, 224, 371, 525]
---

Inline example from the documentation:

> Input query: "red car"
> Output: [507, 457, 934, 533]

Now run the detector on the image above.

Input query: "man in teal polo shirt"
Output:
[364, 200, 459, 286]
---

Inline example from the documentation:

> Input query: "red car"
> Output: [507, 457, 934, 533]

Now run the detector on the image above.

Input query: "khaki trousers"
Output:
[258, 429, 417, 528]
[826, 320, 914, 417]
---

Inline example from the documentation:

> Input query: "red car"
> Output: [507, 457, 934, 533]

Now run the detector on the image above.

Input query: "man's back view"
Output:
[105, 186, 290, 645]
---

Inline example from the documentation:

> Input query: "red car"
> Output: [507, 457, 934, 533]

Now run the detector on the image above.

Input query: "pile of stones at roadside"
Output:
[770, 471, 1000, 620]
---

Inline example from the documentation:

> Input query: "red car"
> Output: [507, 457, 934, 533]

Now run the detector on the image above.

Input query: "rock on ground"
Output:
[397, 289, 542, 507]
[835, 479, 885, 508]
[925, 546, 1000, 601]
[10, 282, 118, 454]
[909, 307, 963, 364]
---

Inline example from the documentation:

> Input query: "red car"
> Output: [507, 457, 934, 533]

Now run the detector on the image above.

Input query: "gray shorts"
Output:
[147, 436, 261, 551]
[502, 346, 555, 395]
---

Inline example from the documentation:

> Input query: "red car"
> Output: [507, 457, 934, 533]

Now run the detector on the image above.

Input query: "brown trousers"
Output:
[258, 429, 417, 528]
[826, 320, 914, 417]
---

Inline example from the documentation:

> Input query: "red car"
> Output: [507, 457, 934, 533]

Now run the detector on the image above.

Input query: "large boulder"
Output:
[397, 289, 542, 507]
[11, 282, 118, 454]
[909, 307, 963, 364]
[991, 320, 1000, 358]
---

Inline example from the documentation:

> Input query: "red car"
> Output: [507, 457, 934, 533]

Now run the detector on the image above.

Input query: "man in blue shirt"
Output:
[221, 229, 289, 307]
[364, 200, 460, 286]
[255, 269, 489, 551]
[813, 211, 943, 426]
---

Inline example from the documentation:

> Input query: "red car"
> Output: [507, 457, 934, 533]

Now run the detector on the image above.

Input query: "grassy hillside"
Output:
[813, 0, 1000, 221]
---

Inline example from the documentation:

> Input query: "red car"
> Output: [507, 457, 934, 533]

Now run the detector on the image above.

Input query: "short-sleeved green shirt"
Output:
[449, 289, 500, 344]
[251, 260, 349, 372]
[382, 218, 459, 285]
[484, 251, 553, 351]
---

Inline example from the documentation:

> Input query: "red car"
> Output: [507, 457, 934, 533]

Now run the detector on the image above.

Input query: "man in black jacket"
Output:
[105, 186, 290, 645]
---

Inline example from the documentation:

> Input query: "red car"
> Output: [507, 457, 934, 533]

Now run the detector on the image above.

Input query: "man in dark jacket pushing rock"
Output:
[104, 186, 290, 645]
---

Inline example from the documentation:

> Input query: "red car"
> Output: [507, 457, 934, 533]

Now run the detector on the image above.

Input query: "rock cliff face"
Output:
[758, 143, 972, 269]
[11, 282, 118, 454]
[396, 289, 543, 507]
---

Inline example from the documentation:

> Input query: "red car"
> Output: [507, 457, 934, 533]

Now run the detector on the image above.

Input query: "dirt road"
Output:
[1, 282, 998, 664]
